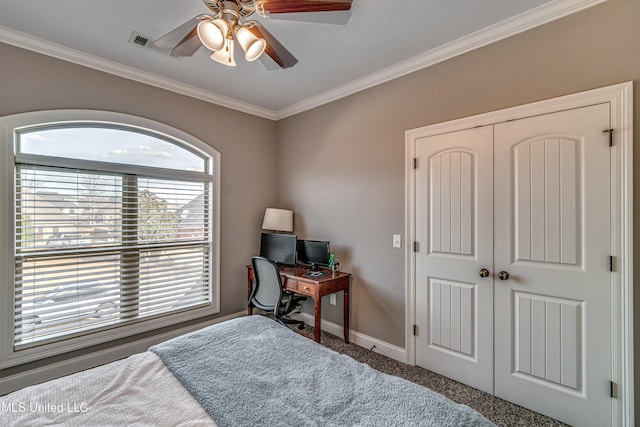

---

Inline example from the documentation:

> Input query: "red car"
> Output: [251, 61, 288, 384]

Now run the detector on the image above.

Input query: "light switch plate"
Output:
[393, 234, 402, 248]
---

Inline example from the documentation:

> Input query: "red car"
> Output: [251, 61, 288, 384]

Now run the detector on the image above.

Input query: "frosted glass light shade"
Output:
[262, 208, 293, 232]
[235, 26, 266, 61]
[197, 18, 228, 51]
[210, 38, 236, 66]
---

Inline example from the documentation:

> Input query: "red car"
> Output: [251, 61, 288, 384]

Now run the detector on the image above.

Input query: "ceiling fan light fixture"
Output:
[210, 38, 237, 66]
[197, 17, 228, 51]
[235, 25, 266, 61]
[153, 0, 353, 69]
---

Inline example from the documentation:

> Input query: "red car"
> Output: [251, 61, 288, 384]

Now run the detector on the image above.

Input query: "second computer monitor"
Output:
[297, 239, 330, 270]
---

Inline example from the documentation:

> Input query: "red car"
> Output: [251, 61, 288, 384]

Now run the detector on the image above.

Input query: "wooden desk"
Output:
[246, 265, 351, 344]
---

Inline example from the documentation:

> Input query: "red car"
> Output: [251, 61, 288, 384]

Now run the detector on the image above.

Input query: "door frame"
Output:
[404, 82, 633, 426]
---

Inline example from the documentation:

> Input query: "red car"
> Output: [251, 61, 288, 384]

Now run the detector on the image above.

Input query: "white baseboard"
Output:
[294, 312, 407, 363]
[0, 311, 246, 396]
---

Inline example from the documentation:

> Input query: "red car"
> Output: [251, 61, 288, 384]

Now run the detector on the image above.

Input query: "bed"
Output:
[0, 315, 495, 426]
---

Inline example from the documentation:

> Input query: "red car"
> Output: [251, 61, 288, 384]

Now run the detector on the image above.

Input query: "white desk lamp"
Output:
[261, 208, 293, 233]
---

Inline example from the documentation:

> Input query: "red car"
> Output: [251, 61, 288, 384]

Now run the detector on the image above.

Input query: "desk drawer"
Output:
[287, 279, 316, 296]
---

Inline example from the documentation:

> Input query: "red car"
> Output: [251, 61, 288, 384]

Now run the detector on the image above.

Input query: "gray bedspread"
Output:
[150, 315, 495, 427]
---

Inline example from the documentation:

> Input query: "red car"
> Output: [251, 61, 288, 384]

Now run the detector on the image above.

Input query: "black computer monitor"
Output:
[260, 232, 297, 266]
[297, 239, 331, 270]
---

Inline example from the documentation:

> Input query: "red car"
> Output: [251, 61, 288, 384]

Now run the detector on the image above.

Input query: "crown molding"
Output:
[274, 0, 607, 119]
[0, 25, 276, 120]
[0, 0, 605, 121]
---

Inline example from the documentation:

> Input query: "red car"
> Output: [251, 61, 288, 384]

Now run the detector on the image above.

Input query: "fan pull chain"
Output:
[224, 34, 232, 64]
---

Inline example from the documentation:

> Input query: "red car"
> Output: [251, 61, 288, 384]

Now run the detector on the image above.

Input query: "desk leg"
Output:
[343, 289, 350, 343]
[314, 297, 322, 343]
[247, 271, 253, 316]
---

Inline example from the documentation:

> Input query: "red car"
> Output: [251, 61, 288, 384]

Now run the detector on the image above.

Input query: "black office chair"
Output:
[250, 256, 307, 330]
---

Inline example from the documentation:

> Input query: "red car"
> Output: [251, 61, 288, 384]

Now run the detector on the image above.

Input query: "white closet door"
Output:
[493, 103, 612, 427]
[415, 126, 494, 394]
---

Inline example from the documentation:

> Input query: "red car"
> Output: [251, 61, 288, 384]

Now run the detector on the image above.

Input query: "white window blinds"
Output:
[14, 140, 213, 348]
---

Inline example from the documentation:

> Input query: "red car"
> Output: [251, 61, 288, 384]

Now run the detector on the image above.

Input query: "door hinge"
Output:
[603, 129, 614, 147]
[609, 256, 615, 272]
[413, 324, 418, 336]
[413, 158, 418, 169]
[413, 241, 419, 252]
[610, 381, 617, 398]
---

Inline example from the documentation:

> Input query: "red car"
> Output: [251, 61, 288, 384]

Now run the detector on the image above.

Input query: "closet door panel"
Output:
[415, 126, 494, 394]
[513, 137, 580, 265]
[494, 103, 611, 427]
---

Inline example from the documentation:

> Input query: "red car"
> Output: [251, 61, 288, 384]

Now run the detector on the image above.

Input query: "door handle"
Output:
[479, 268, 490, 278]
[498, 271, 510, 281]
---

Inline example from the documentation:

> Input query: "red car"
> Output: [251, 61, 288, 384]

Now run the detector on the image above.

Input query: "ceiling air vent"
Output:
[128, 31, 150, 47]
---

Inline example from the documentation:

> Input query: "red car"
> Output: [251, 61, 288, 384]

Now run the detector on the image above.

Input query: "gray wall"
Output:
[1, 0, 639, 416]
[0, 42, 277, 377]
[275, 0, 640, 412]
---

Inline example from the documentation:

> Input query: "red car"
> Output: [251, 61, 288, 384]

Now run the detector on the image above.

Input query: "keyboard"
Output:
[302, 271, 328, 278]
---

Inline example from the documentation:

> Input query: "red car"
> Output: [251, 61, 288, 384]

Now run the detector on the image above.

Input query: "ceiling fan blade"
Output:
[247, 23, 298, 69]
[262, 10, 351, 25]
[260, 0, 352, 14]
[151, 15, 207, 57]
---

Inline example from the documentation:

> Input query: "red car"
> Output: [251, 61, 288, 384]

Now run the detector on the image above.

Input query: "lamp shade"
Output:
[262, 208, 293, 232]
[210, 38, 236, 66]
[197, 18, 228, 51]
[235, 26, 266, 62]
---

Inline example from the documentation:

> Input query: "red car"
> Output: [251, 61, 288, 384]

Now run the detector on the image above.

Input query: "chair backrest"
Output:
[250, 256, 283, 311]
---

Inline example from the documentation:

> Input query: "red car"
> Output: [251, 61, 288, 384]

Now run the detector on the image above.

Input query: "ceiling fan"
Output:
[151, 0, 353, 69]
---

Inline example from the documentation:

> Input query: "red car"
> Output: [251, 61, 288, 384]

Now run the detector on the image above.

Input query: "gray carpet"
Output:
[294, 325, 570, 427]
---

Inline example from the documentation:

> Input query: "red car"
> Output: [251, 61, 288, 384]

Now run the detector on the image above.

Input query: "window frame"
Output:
[0, 110, 221, 369]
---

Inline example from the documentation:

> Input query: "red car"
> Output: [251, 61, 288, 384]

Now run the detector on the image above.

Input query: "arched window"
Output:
[0, 111, 220, 368]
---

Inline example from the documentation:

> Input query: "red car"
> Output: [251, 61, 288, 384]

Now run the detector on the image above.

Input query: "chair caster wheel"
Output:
[298, 324, 305, 330]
